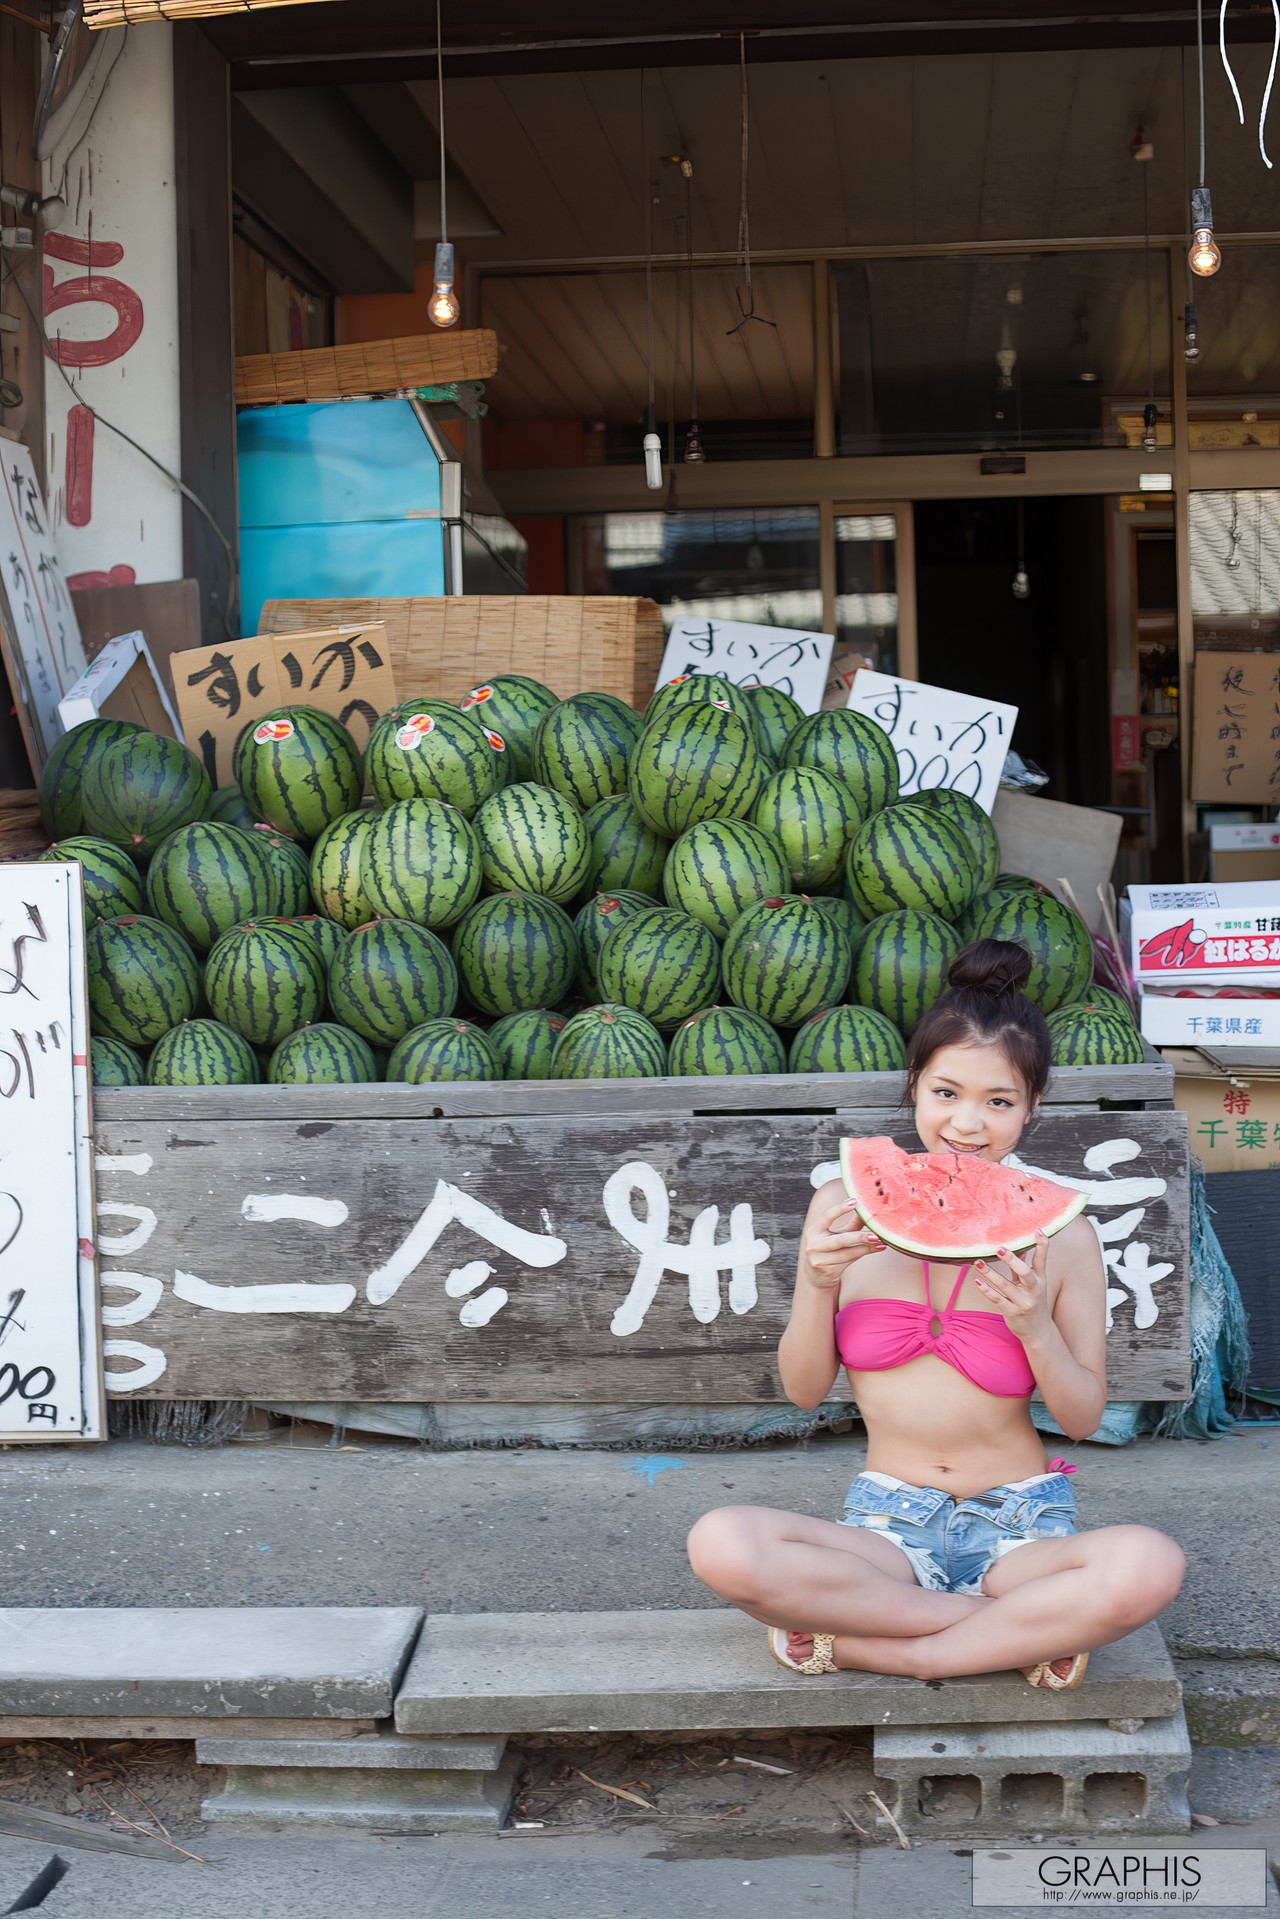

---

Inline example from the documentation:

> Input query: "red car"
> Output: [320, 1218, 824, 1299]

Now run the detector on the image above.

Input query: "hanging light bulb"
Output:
[1183, 302, 1201, 361]
[429, 241, 460, 328]
[683, 424, 705, 464]
[1142, 402, 1159, 453]
[1011, 567, 1030, 601]
[1012, 500, 1030, 599]
[1188, 186, 1221, 276]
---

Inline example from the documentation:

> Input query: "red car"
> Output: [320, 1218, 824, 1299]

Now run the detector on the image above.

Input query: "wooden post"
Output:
[0, 18, 47, 494]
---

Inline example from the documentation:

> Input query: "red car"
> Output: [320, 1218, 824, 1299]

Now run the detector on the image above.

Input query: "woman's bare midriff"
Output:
[838, 1250, 1055, 1497]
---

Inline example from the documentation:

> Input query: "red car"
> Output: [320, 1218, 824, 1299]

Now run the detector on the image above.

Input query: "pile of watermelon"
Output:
[37, 673, 1143, 1090]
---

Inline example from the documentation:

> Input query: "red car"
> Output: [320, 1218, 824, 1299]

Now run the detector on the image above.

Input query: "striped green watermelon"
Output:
[573, 890, 656, 996]
[721, 894, 853, 1027]
[753, 767, 861, 892]
[996, 871, 1048, 893]
[360, 797, 482, 930]
[452, 892, 578, 1016]
[915, 787, 1000, 892]
[250, 824, 313, 915]
[90, 1035, 146, 1087]
[629, 702, 765, 837]
[1064, 983, 1134, 1022]
[40, 836, 145, 922]
[287, 914, 347, 975]
[144, 822, 279, 952]
[327, 918, 459, 1044]
[661, 818, 788, 941]
[38, 718, 143, 839]
[667, 1003, 787, 1077]
[310, 810, 377, 927]
[86, 915, 200, 1045]
[852, 908, 960, 1035]
[206, 784, 259, 829]
[471, 783, 590, 903]
[204, 919, 327, 1047]
[80, 732, 212, 862]
[744, 684, 805, 761]
[787, 1003, 907, 1074]
[1045, 999, 1144, 1067]
[971, 892, 1093, 1013]
[532, 692, 643, 810]
[386, 1017, 502, 1084]
[366, 699, 505, 816]
[783, 709, 899, 816]
[645, 673, 756, 730]
[551, 1002, 668, 1079]
[582, 796, 670, 897]
[146, 1018, 260, 1086]
[487, 1007, 568, 1080]
[267, 1022, 380, 1084]
[596, 906, 721, 1032]
[956, 884, 1029, 945]
[810, 892, 868, 954]
[233, 706, 363, 840]
[459, 675, 559, 783]
[845, 801, 977, 921]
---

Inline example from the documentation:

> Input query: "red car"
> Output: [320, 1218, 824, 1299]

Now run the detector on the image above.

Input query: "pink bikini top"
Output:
[834, 1260, 1037, 1398]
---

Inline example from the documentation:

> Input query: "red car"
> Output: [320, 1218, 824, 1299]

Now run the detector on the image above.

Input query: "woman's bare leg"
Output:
[686, 1504, 990, 1638]
[814, 1526, 1187, 1679]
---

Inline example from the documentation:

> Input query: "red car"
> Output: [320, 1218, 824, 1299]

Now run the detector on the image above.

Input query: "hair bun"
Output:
[948, 937, 1032, 1000]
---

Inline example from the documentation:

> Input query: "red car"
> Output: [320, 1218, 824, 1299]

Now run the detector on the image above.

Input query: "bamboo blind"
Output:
[86, 0, 341, 24]
[259, 597, 666, 711]
[0, 792, 49, 860]
[236, 331, 500, 408]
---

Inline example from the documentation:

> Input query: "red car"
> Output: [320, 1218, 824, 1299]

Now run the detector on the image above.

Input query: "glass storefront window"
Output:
[579, 508, 823, 631]
[1190, 489, 1280, 647]
[835, 513, 899, 674]
[834, 250, 1171, 455]
[1185, 245, 1280, 441]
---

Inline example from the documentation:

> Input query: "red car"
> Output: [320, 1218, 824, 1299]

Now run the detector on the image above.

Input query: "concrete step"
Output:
[393, 1609, 1180, 1736]
[197, 1731, 520, 1834]
[0, 1607, 423, 1721]
[1176, 1657, 1280, 1747]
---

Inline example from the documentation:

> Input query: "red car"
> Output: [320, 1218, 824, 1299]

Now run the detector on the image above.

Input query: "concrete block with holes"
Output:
[871, 1708, 1192, 1838]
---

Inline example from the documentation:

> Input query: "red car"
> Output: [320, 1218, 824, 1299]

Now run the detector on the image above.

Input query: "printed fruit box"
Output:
[1138, 986, 1280, 1048]
[1122, 881, 1280, 986]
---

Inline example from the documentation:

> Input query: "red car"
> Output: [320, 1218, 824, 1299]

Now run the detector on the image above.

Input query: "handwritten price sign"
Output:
[847, 670, 1018, 813]
[655, 618, 834, 714]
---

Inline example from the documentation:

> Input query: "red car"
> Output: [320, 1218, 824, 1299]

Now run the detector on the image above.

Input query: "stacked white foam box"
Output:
[1121, 881, 1280, 1046]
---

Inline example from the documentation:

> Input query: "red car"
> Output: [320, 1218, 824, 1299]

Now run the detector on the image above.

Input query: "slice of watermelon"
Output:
[838, 1136, 1087, 1259]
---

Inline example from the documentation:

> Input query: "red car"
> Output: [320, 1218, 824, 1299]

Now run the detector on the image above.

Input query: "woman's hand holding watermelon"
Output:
[972, 1231, 1055, 1343]
[799, 1195, 886, 1291]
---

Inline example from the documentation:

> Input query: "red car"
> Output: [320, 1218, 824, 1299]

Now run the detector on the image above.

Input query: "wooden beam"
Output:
[235, 329, 500, 407]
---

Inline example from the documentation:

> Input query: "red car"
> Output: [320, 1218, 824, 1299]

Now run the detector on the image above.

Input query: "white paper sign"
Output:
[0, 863, 100, 1440]
[847, 670, 1018, 813]
[656, 618, 835, 713]
[0, 442, 87, 761]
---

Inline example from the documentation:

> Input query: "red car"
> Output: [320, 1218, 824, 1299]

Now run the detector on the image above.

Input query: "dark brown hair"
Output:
[905, 938, 1052, 1106]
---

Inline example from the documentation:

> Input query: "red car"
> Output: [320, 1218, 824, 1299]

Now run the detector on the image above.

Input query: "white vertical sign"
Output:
[847, 670, 1018, 813]
[0, 444, 86, 759]
[656, 618, 834, 712]
[0, 864, 101, 1440]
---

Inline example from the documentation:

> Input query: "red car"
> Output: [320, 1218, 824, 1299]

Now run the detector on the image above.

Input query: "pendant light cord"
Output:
[1144, 162, 1154, 404]
[436, 0, 448, 244]
[685, 169, 698, 425]
[641, 70, 656, 420]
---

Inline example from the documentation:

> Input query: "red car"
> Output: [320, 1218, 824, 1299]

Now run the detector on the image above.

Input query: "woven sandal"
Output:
[1022, 1651, 1089, 1690]
[768, 1626, 839, 1674]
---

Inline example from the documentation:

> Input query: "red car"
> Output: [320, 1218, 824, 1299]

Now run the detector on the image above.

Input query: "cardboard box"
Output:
[1139, 987, 1280, 1047]
[1123, 879, 1280, 984]
[171, 624, 395, 788]
[1209, 821, 1280, 882]
[990, 790, 1121, 936]
[57, 630, 181, 740]
[1164, 1046, 1280, 1171]
[1190, 649, 1280, 804]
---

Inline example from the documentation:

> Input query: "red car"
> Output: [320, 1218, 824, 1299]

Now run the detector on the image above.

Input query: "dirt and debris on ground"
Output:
[0, 1737, 209, 1846]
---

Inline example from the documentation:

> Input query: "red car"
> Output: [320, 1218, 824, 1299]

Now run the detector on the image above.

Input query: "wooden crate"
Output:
[91, 1057, 1191, 1410]
[259, 595, 666, 710]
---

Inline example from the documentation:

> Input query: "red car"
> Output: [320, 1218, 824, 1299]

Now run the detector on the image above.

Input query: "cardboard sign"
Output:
[1191, 650, 1280, 804]
[0, 862, 101, 1441]
[58, 631, 182, 741]
[847, 669, 1018, 813]
[0, 443, 88, 766]
[655, 618, 834, 712]
[172, 625, 396, 787]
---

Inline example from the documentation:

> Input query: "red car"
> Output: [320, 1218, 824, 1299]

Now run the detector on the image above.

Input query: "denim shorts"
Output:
[837, 1467, 1079, 1596]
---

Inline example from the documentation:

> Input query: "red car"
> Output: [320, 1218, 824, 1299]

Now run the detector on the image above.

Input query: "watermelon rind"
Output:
[1045, 1001, 1144, 1067]
[361, 796, 482, 930]
[144, 821, 279, 953]
[206, 784, 260, 829]
[914, 787, 1000, 893]
[645, 673, 755, 730]
[90, 1035, 147, 1087]
[487, 1008, 568, 1081]
[233, 706, 363, 840]
[743, 684, 805, 761]
[581, 795, 670, 898]
[251, 825, 314, 915]
[80, 732, 212, 862]
[471, 783, 591, 903]
[452, 892, 578, 1016]
[551, 1002, 668, 1079]
[752, 767, 861, 893]
[385, 1018, 503, 1084]
[628, 703, 765, 838]
[286, 914, 348, 975]
[787, 1004, 908, 1075]
[662, 818, 789, 940]
[971, 891, 1094, 1013]
[145, 1018, 261, 1086]
[838, 1134, 1087, 1257]
[40, 836, 145, 923]
[268, 1023, 381, 1084]
[573, 890, 656, 997]
[310, 810, 378, 928]
[720, 895, 853, 1028]
[667, 1004, 788, 1077]
[852, 908, 960, 1036]
[845, 801, 977, 921]
[531, 692, 644, 811]
[38, 718, 144, 839]
[204, 919, 327, 1047]
[365, 698, 505, 816]
[783, 709, 900, 816]
[327, 918, 459, 1044]
[458, 674, 559, 783]
[596, 906, 722, 1032]
[86, 914, 200, 1045]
